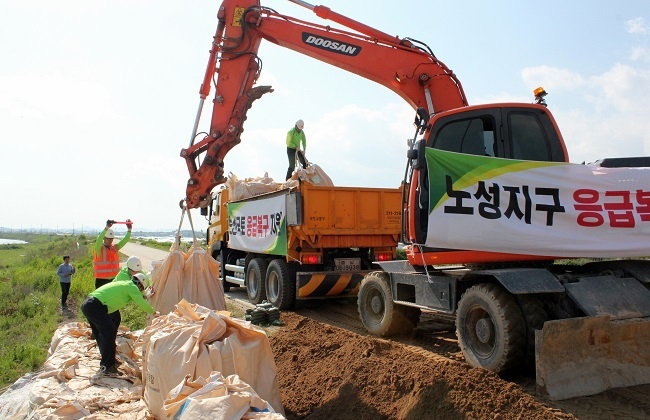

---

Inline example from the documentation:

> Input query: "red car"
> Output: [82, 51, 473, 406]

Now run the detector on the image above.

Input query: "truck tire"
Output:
[456, 283, 526, 373]
[246, 258, 268, 305]
[358, 272, 417, 337]
[516, 295, 548, 371]
[266, 259, 296, 310]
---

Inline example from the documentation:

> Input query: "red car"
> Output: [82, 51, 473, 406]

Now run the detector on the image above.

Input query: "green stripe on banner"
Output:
[425, 148, 562, 213]
[265, 218, 288, 255]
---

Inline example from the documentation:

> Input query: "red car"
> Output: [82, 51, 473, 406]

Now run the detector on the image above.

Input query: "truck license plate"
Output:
[335, 258, 360, 271]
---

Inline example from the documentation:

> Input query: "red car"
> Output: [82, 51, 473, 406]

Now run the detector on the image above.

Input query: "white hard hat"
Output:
[105, 228, 115, 239]
[296, 119, 304, 129]
[127, 256, 142, 271]
[132, 272, 150, 289]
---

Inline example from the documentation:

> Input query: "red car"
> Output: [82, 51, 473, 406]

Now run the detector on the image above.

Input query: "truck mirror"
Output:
[409, 139, 427, 170]
[407, 149, 417, 160]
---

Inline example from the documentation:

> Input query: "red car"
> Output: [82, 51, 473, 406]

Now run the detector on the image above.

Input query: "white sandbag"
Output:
[0, 372, 38, 419]
[183, 244, 226, 311]
[163, 372, 284, 419]
[0, 322, 149, 419]
[285, 162, 334, 187]
[148, 240, 186, 315]
[296, 163, 333, 186]
[142, 300, 284, 419]
[149, 240, 225, 315]
[227, 171, 282, 201]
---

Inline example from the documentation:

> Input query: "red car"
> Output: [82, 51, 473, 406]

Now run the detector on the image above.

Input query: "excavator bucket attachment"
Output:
[535, 315, 650, 400]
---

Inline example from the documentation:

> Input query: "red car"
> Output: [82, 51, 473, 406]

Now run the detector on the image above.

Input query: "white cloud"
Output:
[0, 70, 122, 122]
[521, 66, 585, 92]
[625, 17, 649, 35]
[631, 46, 650, 62]
[549, 63, 650, 163]
[590, 64, 650, 112]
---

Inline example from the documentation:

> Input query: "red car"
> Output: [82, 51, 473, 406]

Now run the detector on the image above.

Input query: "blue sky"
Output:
[1, 0, 649, 232]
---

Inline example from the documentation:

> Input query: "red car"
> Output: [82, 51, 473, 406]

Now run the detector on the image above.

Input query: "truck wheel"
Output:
[266, 259, 296, 310]
[246, 258, 268, 304]
[516, 295, 548, 371]
[358, 272, 417, 337]
[456, 283, 525, 373]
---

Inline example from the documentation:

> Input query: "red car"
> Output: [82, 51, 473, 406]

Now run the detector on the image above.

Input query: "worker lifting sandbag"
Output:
[149, 208, 226, 315]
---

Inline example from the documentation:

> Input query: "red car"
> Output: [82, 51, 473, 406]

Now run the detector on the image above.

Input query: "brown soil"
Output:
[269, 312, 573, 420]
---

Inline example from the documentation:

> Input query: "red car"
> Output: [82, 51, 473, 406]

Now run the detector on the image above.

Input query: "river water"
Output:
[0, 239, 28, 245]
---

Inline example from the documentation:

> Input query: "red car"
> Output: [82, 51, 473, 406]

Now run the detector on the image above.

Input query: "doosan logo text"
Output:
[302, 33, 361, 56]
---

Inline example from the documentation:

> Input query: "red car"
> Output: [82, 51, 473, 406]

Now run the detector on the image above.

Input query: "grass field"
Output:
[0, 233, 155, 388]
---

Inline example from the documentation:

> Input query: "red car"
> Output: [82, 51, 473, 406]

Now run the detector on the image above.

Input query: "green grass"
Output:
[0, 234, 90, 387]
[0, 233, 159, 388]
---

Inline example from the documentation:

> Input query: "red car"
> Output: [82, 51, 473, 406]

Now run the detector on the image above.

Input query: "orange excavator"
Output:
[180, 0, 650, 400]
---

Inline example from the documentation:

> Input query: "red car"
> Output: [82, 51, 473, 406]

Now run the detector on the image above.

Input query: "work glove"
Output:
[106, 219, 115, 228]
[125, 219, 133, 230]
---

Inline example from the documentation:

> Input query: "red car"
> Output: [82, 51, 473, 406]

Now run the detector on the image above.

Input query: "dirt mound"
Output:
[270, 312, 573, 420]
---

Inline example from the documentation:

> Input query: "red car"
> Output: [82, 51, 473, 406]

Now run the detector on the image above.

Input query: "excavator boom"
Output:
[181, 0, 467, 208]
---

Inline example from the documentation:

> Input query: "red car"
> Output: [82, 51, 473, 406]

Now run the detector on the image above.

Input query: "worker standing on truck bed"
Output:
[81, 273, 158, 377]
[286, 119, 307, 180]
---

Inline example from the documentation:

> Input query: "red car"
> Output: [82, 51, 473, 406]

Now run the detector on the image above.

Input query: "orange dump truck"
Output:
[207, 181, 402, 309]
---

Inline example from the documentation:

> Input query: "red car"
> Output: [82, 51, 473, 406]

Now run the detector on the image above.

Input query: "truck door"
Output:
[500, 107, 567, 162]
[428, 108, 502, 157]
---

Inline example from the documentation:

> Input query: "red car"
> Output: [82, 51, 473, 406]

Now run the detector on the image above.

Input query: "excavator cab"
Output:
[403, 102, 569, 260]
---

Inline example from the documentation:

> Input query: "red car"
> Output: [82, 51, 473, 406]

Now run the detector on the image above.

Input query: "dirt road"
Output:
[120, 242, 169, 271]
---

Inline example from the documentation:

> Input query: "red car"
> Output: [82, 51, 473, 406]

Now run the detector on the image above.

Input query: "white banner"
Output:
[425, 148, 650, 258]
[227, 194, 287, 255]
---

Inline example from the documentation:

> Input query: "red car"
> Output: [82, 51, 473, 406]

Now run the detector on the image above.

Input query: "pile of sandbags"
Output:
[225, 172, 279, 201]
[225, 163, 334, 202]
[141, 299, 285, 419]
[0, 302, 286, 419]
[0, 322, 148, 419]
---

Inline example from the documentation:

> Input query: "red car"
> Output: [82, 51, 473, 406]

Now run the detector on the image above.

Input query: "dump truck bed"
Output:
[292, 182, 402, 248]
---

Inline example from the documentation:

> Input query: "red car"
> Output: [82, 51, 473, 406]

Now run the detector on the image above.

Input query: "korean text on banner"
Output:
[424, 148, 650, 258]
[227, 194, 288, 255]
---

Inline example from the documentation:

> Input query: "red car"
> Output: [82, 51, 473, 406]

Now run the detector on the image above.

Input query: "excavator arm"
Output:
[181, 0, 468, 208]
